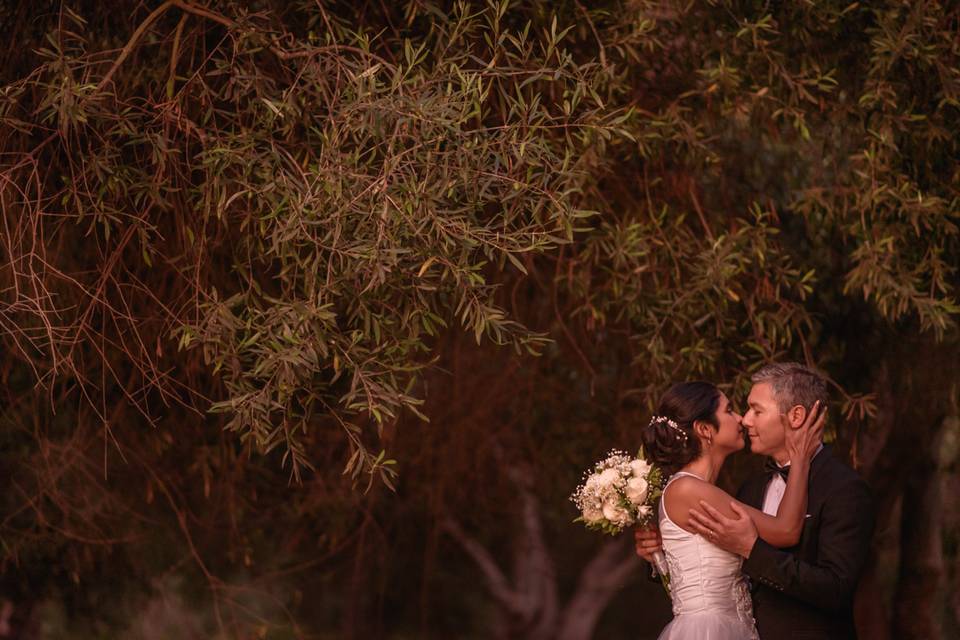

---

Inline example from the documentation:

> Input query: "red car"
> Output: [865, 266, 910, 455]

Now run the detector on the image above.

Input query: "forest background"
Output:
[1, 0, 959, 638]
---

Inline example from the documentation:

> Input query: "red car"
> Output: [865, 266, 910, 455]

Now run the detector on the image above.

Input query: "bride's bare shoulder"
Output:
[665, 475, 710, 502]
[664, 475, 728, 516]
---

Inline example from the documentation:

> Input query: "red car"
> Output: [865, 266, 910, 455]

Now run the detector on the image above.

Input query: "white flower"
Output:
[583, 474, 603, 493]
[597, 467, 623, 488]
[582, 502, 604, 524]
[624, 476, 649, 506]
[637, 504, 652, 518]
[602, 501, 632, 527]
[629, 459, 651, 479]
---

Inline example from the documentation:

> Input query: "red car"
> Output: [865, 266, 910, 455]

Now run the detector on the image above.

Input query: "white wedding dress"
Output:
[656, 471, 759, 640]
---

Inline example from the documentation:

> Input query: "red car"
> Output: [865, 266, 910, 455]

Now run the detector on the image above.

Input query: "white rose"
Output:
[583, 474, 602, 493]
[597, 467, 622, 488]
[602, 501, 632, 527]
[624, 476, 649, 506]
[582, 502, 604, 524]
[629, 459, 651, 479]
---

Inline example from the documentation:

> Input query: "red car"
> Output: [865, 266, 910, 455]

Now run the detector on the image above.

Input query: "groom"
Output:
[635, 363, 875, 639]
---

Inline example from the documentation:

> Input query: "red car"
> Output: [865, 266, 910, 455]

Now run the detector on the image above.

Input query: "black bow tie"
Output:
[764, 458, 790, 480]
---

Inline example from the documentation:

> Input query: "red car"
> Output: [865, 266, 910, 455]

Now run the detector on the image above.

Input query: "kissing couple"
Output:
[634, 362, 875, 640]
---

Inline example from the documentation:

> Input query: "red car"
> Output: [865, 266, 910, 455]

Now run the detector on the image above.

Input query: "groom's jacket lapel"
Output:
[807, 442, 833, 499]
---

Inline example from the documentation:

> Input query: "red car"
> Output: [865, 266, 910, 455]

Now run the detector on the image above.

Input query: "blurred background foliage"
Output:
[0, 0, 958, 638]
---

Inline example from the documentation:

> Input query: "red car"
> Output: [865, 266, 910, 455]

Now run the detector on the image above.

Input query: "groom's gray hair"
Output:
[751, 362, 829, 414]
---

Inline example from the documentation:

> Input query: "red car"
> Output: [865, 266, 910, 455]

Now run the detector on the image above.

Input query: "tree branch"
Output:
[558, 537, 640, 640]
[440, 516, 528, 618]
[97, 2, 175, 92]
[166, 13, 188, 99]
[169, 0, 395, 67]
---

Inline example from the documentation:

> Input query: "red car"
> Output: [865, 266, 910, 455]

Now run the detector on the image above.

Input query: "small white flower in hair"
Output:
[649, 415, 688, 442]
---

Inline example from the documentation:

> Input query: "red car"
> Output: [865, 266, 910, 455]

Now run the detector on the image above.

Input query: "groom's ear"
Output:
[785, 404, 806, 428]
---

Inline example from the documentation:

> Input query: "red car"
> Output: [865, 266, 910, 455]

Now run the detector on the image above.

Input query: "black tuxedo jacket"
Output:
[737, 446, 875, 640]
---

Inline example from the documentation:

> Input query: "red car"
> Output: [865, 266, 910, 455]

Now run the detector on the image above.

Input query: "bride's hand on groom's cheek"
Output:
[688, 501, 758, 558]
[784, 400, 826, 459]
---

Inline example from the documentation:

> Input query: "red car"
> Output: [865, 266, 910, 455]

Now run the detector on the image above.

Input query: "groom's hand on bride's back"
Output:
[634, 526, 662, 562]
[688, 501, 759, 558]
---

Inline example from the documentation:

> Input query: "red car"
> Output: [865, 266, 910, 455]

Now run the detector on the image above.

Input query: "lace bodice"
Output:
[659, 472, 757, 637]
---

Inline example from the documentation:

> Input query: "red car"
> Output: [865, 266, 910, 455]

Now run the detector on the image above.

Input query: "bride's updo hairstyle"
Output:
[641, 381, 721, 476]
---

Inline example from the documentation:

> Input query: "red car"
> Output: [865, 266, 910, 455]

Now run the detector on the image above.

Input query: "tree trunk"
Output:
[893, 430, 945, 639]
[853, 361, 898, 639]
[556, 537, 640, 640]
[849, 337, 960, 639]
[443, 468, 640, 640]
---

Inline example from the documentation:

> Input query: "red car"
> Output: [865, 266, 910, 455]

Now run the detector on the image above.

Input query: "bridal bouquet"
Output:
[570, 449, 663, 533]
[570, 449, 670, 588]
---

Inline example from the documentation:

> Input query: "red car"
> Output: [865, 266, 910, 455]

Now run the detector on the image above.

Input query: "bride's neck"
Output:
[681, 450, 727, 484]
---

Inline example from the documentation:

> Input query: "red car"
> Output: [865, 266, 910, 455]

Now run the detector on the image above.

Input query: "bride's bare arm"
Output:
[664, 403, 825, 547]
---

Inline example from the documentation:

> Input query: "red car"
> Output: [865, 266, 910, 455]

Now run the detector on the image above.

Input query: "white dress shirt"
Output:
[761, 444, 824, 516]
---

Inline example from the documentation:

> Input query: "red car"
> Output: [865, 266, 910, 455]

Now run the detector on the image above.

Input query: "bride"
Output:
[640, 381, 824, 640]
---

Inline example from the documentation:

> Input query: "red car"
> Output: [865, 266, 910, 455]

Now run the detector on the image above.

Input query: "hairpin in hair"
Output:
[649, 415, 688, 442]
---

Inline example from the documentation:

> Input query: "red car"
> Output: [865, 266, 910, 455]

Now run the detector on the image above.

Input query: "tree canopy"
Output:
[1, 0, 958, 638]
